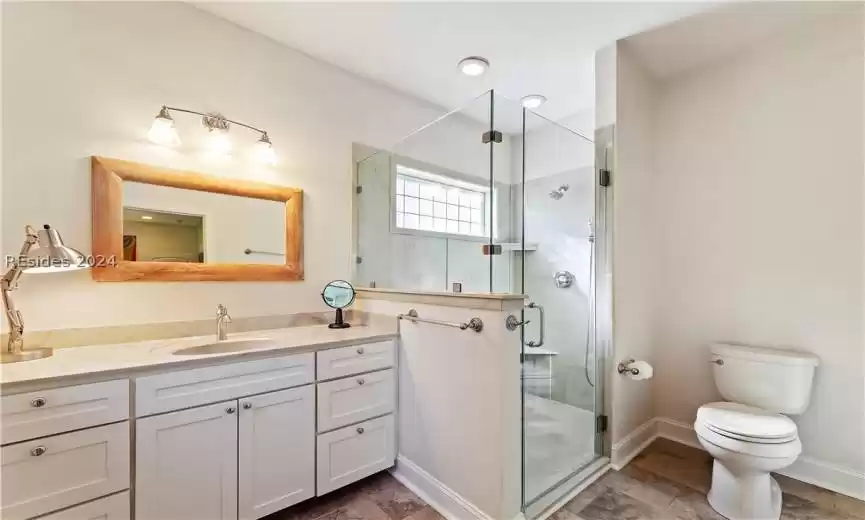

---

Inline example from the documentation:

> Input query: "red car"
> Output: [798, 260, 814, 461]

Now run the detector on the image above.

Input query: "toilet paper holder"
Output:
[617, 359, 641, 376]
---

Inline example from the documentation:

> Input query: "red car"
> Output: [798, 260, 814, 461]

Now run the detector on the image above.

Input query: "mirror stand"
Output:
[328, 308, 351, 329]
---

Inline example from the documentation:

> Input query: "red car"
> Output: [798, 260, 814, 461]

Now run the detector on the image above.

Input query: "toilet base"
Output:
[707, 459, 782, 520]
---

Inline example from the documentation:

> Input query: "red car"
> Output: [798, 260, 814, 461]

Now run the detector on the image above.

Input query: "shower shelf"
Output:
[499, 242, 538, 252]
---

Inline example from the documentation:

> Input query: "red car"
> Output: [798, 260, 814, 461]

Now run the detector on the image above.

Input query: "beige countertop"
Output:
[0, 320, 398, 392]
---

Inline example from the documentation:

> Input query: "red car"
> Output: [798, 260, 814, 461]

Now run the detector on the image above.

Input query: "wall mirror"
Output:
[92, 156, 303, 281]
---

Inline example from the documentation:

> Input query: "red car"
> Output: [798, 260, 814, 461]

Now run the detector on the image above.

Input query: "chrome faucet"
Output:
[216, 304, 232, 341]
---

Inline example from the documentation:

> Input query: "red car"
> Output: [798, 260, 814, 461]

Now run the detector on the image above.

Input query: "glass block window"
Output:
[395, 165, 489, 238]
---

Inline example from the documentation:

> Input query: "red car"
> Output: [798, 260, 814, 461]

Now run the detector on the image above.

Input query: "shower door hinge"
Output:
[355, 256, 363, 264]
[355, 186, 363, 194]
[599, 169, 611, 187]
[482, 244, 503, 256]
[482, 130, 503, 144]
[596, 414, 608, 433]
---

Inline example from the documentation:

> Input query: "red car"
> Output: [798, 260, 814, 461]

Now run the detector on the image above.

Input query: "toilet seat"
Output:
[696, 402, 800, 459]
[697, 402, 798, 443]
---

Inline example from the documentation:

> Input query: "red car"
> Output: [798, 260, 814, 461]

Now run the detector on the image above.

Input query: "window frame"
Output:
[391, 162, 493, 242]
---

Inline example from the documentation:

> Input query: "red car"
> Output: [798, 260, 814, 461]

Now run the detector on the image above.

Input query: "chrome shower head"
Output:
[548, 185, 569, 200]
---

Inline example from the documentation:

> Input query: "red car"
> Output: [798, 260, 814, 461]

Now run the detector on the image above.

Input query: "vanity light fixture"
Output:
[2, 225, 88, 363]
[148, 106, 276, 163]
[147, 106, 180, 146]
[458, 56, 489, 76]
[254, 133, 277, 165]
[521, 94, 547, 109]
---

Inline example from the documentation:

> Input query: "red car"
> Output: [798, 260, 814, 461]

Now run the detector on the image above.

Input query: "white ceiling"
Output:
[194, 2, 712, 122]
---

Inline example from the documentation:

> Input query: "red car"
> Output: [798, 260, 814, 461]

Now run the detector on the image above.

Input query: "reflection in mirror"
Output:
[123, 208, 204, 262]
[122, 182, 286, 265]
[322, 280, 355, 329]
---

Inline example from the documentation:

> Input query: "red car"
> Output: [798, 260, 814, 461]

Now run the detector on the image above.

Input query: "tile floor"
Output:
[264, 438, 865, 520]
[558, 438, 865, 520]
[262, 471, 442, 520]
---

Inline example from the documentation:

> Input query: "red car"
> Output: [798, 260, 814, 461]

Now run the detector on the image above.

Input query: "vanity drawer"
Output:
[0, 421, 130, 520]
[1, 379, 129, 445]
[316, 414, 395, 496]
[135, 352, 314, 416]
[316, 341, 394, 380]
[39, 491, 130, 520]
[317, 368, 395, 432]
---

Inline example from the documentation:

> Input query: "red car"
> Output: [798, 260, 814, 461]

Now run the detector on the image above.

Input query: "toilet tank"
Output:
[711, 343, 820, 414]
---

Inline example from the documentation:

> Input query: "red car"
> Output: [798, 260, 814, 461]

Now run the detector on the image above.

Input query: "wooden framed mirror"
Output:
[91, 156, 303, 281]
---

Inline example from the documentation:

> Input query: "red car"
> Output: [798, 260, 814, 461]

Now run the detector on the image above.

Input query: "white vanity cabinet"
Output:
[0, 380, 131, 520]
[315, 342, 397, 496]
[134, 354, 317, 520]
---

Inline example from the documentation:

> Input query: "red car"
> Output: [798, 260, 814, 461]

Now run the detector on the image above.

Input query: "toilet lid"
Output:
[697, 402, 798, 443]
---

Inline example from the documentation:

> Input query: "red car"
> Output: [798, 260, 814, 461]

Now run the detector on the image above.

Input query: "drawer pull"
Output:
[30, 446, 47, 457]
[243, 403, 252, 410]
[30, 397, 46, 408]
[357, 378, 366, 385]
[226, 407, 236, 414]
[356, 427, 365, 435]
[356, 347, 365, 355]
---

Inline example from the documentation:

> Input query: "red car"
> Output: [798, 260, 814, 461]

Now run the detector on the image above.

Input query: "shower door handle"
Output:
[525, 302, 545, 348]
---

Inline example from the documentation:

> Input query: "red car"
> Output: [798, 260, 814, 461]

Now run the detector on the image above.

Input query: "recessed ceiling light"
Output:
[141, 215, 153, 220]
[458, 56, 489, 76]
[521, 95, 547, 109]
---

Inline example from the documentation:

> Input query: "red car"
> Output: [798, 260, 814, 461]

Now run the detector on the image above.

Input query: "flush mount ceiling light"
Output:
[148, 106, 276, 164]
[521, 94, 547, 109]
[141, 215, 153, 220]
[458, 56, 489, 76]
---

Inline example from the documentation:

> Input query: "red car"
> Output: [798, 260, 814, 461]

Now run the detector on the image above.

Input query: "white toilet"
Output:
[695, 343, 819, 520]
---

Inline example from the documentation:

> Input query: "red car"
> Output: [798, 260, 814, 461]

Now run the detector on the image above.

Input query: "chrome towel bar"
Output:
[398, 308, 483, 333]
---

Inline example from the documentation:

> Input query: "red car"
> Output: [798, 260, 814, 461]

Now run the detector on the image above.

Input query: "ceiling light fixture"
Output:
[141, 215, 153, 220]
[458, 56, 489, 76]
[148, 106, 276, 164]
[521, 95, 547, 109]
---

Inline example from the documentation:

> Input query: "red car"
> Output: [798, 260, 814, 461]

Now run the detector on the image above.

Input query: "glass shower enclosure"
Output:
[354, 90, 605, 512]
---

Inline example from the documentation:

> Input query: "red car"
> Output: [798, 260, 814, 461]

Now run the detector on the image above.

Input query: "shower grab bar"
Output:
[398, 308, 484, 333]
[525, 302, 545, 348]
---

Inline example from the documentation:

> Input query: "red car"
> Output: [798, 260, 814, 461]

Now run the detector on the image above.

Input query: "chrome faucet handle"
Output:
[216, 304, 231, 321]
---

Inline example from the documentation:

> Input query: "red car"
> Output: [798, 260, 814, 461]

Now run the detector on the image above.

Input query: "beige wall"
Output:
[1, 2, 476, 331]
[651, 10, 864, 479]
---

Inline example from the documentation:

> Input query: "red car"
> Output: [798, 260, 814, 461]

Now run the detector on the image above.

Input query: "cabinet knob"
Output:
[30, 446, 46, 457]
[226, 407, 236, 414]
[243, 403, 252, 410]
[356, 347, 365, 355]
[30, 397, 46, 408]
[356, 427, 365, 435]
[357, 378, 365, 385]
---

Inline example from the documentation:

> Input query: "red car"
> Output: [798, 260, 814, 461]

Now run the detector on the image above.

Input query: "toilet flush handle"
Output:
[710, 358, 724, 366]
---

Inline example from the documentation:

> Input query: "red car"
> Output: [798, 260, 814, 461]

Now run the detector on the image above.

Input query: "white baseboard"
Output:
[652, 417, 865, 501]
[610, 418, 658, 470]
[390, 455, 494, 520]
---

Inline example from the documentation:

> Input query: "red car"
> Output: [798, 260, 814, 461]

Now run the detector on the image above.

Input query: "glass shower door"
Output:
[517, 106, 604, 508]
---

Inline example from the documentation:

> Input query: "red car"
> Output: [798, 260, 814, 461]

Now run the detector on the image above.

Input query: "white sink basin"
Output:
[172, 338, 276, 356]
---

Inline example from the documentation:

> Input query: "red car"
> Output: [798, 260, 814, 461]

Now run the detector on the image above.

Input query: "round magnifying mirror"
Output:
[321, 280, 356, 329]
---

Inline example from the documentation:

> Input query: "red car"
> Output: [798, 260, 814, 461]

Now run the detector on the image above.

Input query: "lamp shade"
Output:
[25, 225, 88, 273]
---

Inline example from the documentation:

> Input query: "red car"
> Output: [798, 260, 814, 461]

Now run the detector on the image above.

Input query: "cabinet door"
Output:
[317, 368, 395, 432]
[39, 491, 130, 520]
[238, 386, 315, 520]
[1, 422, 129, 520]
[316, 415, 395, 496]
[136, 401, 238, 520]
